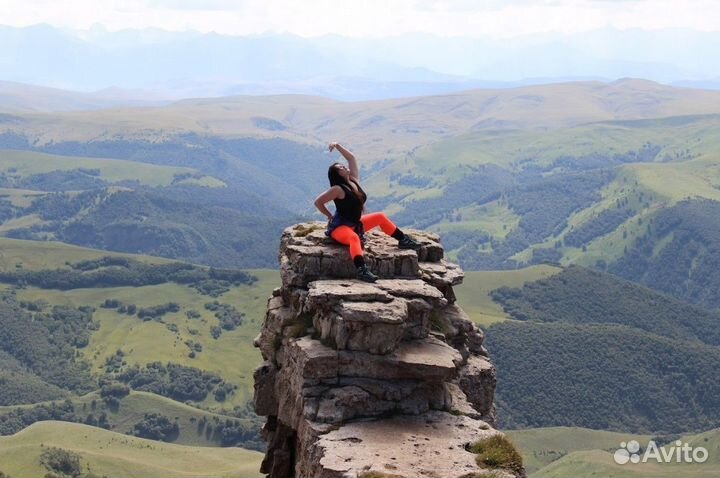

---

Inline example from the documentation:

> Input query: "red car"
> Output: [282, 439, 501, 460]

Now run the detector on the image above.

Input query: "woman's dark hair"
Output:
[328, 163, 364, 202]
[328, 163, 348, 187]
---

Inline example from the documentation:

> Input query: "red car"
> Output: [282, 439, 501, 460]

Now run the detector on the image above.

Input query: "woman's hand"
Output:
[328, 142, 359, 179]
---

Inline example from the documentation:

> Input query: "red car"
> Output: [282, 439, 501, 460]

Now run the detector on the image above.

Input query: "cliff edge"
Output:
[253, 222, 522, 478]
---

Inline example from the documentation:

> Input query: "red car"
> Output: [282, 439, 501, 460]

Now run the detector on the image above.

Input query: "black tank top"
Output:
[333, 181, 367, 222]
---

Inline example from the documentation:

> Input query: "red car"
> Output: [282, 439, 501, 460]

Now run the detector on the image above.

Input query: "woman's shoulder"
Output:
[330, 184, 345, 199]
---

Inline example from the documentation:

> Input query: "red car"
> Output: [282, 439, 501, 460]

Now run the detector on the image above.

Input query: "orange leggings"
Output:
[331, 212, 398, 259]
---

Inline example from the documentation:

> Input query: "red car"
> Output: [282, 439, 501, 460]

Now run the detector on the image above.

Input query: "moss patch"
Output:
[469, 435, 524, 475]
[294, 224, 321, 237]
[358, 471, 404, 478]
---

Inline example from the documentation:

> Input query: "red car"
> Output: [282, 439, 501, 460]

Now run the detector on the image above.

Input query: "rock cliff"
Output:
[253, 222, 521, 478]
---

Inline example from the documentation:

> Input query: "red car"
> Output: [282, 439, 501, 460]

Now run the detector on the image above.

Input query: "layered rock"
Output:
[254, 222, 516, 478]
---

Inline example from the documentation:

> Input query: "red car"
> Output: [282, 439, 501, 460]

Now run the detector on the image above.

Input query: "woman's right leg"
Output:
[330, 225, 377, 282]
[331, 225, 363, 263]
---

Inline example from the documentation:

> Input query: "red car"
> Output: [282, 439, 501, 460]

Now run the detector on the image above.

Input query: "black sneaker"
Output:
[398, 235, 421, 250]
[357, 264, 378, 283]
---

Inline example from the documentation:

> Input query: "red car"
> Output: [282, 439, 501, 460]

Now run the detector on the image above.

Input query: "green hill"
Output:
[454, 265, 561, 327]
[0, 238, 278, 406]
[530, 427, 720, 478]
[0, 236, 175, 272]
[0, 149, 224, 189]
[3, 186, 295, 268]
[406, 115, 720, 262]
[0, 238, 278, 437]
[506, 426, 655, 475]
[507, 425, 720, 477]
[0, 421, 263, 478]
[8, 266, 277, 410]
[490, 265, 720, 345]
[0, 127, 320, 270]
[609, 199, 720, 310]
[478, 265, 720, 433]
[0, 350, 68, 406]
[0, 289, 97, 398]
[489, 321, 720, 432]
[0, 240, 279, 455]
[0, 135, 328, 217]
[0, 390, 261, 449]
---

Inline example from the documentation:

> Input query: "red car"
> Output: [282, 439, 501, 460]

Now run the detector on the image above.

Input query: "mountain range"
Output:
[3, 24, 720, 100]
[1, 77, 720, 477]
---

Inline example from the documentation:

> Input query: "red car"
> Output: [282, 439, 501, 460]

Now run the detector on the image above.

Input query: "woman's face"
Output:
[335, 164, 351, 180]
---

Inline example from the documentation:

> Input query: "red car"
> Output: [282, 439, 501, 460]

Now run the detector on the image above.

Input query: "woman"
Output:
[314, 142, 421, 283]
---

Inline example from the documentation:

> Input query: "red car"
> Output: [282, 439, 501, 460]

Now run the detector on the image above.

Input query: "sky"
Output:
[0, 0, 719, 38]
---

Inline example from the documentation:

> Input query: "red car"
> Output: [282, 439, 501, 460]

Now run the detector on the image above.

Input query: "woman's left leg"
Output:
[360, 212, 420, 250]
[361, 212, 399, 236]
[361, 211, 421, 250]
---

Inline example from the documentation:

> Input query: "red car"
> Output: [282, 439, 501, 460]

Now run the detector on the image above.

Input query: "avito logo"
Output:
[614, 440, 708, 465]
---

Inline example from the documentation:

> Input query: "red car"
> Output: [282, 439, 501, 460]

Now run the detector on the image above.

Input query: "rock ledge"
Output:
[253, 222, 519, 478]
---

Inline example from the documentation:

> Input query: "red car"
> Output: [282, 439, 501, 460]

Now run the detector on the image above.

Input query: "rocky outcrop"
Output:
[253, 222, 517, 478]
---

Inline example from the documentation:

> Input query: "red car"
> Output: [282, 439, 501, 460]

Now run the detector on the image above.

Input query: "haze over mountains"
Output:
[3, 24, 720, 101]
[4, 78, 720, 156]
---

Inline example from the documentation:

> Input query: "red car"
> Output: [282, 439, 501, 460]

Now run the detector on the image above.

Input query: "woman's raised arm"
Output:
[329, 142, 359, 180]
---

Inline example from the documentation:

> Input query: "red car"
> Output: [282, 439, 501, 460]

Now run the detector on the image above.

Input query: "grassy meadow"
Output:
[15, 269, 279, 409]
[0, 149, 225, 187]
[507, 426, 719, 478]
[0, 421, 263, 478]
[0, 237, 174, 270]
[0, 390, 255, 448]
[0, 238, 279, 410]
